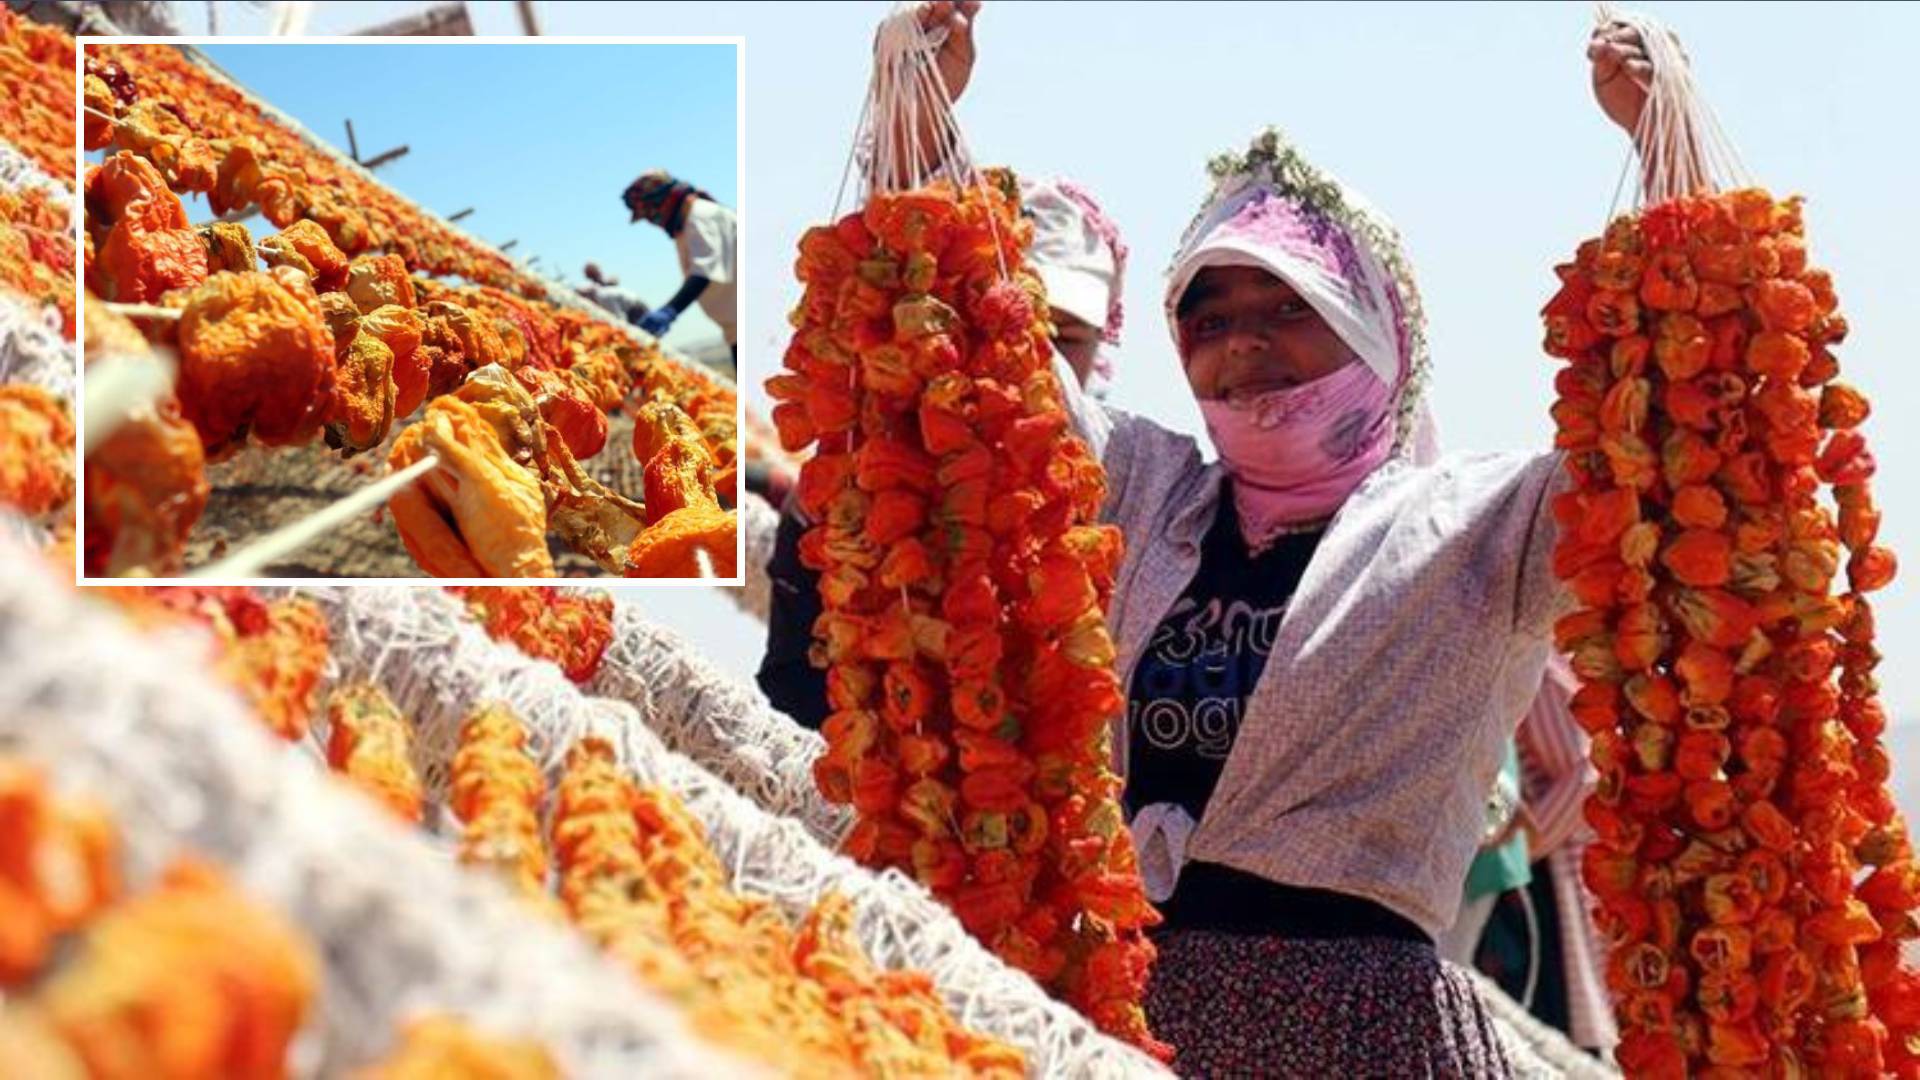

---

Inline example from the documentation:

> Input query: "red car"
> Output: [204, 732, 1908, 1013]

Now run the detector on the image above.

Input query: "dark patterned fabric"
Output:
[1147, 930, 1516, 1078]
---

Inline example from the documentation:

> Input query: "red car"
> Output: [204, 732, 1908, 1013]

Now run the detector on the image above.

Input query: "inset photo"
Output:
[78, 36, 742, 581]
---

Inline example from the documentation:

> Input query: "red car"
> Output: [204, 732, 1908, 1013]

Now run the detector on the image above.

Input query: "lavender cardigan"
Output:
[1063, 367, 1571, 938]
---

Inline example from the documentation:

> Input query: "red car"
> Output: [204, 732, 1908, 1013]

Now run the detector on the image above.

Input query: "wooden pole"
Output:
[516, 0, 542, 36]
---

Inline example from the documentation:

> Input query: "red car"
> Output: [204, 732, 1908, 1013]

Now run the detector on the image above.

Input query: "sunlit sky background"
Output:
[178, 2, 1918, 791]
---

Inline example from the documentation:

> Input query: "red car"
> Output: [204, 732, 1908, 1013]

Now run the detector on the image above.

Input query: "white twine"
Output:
[81, 347, 176, 456]
[0, 136, 76, 203]
[0, 546, 753, 1080]
[298, 585, 1173, 1078]
[99, 301, 182, 322]
[844, 3, 1009, 281]
[590, 590, 844, 843]
[1596, 3, 1751, 219]
[0, 294, 75, 402]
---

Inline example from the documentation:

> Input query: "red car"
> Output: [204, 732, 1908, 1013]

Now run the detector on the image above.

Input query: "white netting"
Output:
[0, 553, 751, 1079]
[0, 138, 74, 204]
[301, 584, 1172, 1078]
[0, 136, 78, 399]
[728, 489, 778, 621]
[0, 293, 74, 401]
[592, 587, 842, 841]
[1596, 3, 1751, 214]
[1467, 969, 1620, 1079]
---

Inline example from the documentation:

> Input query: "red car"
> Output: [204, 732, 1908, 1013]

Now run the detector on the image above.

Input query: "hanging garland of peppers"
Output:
[772, 172, 1165, 1057]
[1545, 186, 1917, 1076]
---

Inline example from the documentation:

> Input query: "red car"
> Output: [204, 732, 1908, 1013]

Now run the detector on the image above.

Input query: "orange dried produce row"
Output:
[775, 175, 1165, 1056]
[632, 785, 1027, 1079]
[81, 299, 210, 580]
[549, 737, 700, 996]
[793, 892, 1025, 1078]
[540, 732, 1024, 1077]
[447, 702, 551, 901]
[0, 12, 76, 187]
[85, 50, 738, 481]
[0, 184, 75, 338]
[91, 45, 535, 298]
[80, 54, 742, 576]
[98, 587, 330, 741]
[2, 857, 318, 1080]
[0, 757, 122, 987]
[0, 383, 74, 520]
[625, 784, 860, 1077]
[449, 587, 615, 685]
[324, 682, 426, 824]
[351, 1015, 561, 1080]
[82, 165, 723, 577]
[626, 401, 737, 578]
[1543, 188, 1915, 1077]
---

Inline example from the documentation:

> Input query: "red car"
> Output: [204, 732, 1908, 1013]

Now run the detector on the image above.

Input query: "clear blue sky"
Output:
[193, 41, 738, 347]
[192, 4, 1919, 736]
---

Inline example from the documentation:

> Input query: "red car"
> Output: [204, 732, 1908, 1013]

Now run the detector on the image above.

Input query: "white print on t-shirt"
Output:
[1131, 596, 1287, 760]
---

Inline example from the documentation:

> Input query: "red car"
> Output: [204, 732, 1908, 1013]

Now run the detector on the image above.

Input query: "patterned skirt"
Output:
[1146, 930, 1516, 1078]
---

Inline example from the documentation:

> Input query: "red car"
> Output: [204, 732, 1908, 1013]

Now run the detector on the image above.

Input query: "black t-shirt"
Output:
[1124, 497, 1322, 822]
[757, 500, 829, 731]
[1121, 494, 1425, 942]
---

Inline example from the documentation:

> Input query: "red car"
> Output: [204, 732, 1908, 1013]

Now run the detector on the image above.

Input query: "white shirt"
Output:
[675, 198, 737, 345]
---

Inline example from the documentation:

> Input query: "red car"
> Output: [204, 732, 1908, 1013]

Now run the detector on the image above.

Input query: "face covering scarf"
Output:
[1198, 358, 1395, 543]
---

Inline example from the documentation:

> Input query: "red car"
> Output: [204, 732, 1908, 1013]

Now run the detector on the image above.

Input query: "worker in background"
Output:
[622, 170, 738, 363]
[575, 261, 651, 325]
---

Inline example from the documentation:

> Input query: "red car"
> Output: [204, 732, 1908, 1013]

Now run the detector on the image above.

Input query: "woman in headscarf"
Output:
[797, 4, 1662, 1074]
[623, 169, 738, 361]
[759, 175, 1129, 726]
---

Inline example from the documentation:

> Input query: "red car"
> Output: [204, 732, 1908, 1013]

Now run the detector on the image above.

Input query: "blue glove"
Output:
[636, 305, 680, 337]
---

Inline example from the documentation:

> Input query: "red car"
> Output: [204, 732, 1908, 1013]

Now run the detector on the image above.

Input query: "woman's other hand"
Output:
[1587, 19, 1655, 135]
[917, 0, 982, 103]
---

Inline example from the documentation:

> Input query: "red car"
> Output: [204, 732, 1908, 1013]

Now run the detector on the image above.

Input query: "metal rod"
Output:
[360, 145, 409, 170]
[447, 207, 475, 222]
[191, 454, 442, 579]
[345, 118, 360, 162]
[516, 0, 542, 36]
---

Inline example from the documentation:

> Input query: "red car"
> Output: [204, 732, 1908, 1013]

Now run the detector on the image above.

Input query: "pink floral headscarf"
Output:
[1165, 129, 1439, 544]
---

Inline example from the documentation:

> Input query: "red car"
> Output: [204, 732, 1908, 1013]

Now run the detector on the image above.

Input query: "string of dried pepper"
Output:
[325, 682, 427, 824]
[546, 733, 1027, 1078]
[773, 173, 1165, 1056]
[449, 587, 616, 684]
[1544, 187, 1916, 1077]
[448, 702, 552, 902]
